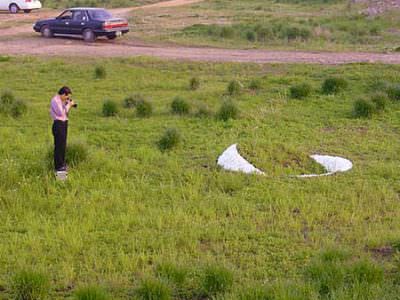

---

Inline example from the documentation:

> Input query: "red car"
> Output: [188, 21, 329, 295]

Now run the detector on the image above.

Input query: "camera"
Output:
[68, 98, 78, 108]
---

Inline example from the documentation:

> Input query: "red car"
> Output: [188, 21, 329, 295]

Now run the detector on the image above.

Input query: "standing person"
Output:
[50, 86, 76, 177]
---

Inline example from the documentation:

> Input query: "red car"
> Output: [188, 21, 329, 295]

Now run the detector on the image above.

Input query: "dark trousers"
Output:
[52, 120, 68, 171]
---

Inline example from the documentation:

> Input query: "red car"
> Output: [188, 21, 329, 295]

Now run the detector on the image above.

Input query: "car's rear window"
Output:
[88, 9, 112, 20]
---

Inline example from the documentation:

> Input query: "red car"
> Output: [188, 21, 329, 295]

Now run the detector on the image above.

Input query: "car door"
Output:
[70, 10, 88, 35]
[52, 10, 73, 34]
[0, 1, 9, 10]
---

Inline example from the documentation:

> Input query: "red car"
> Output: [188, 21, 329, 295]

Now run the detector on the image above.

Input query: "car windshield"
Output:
[88, 9, 112, 20]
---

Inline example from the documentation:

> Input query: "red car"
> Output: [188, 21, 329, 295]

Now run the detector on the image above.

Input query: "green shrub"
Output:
[371, 92, 388, 111]
[387, 84, 400, 101]
[74, 286, 109, 300]
[136, 100, 153, 118]
[227, 80, 241, 96]
[94, 65, 106, 79]
[11, 270, 50, 300]
[217, 100, 238, 121]
[200, 266, 233, 297]
[135, 278, 172, 300]
[249, 79, 262, 91]
[189, 77, 200, 91]
[158, 128, 181, 151]
[353, 98, 375, 118]
[246, 30, 256, 42]
[171, 96, 190, 115]
[123, 94, 144, 108]
[102, 100, 118, 117]
[10, 99, 28, 118]
[322, 77, 348, 94]
[290, 83, 312, 99]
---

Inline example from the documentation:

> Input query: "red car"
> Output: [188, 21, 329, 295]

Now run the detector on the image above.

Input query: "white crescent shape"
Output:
[217, 144, 353, 177]
[217, 144, 264, 175]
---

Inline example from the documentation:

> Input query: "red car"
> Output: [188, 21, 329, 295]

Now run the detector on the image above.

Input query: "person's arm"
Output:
[51, 98, 65, 119]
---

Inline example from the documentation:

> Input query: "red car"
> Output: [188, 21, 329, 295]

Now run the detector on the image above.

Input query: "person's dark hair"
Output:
[58, 86, 72, 96]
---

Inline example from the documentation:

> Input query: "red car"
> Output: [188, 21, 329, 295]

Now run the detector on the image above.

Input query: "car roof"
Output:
[68, 7, 107, 11]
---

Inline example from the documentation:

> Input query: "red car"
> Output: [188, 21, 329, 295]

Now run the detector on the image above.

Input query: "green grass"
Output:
[41, 0, 162, 9]
[128, 0, 400, 52]
[1, 56, 400, 299]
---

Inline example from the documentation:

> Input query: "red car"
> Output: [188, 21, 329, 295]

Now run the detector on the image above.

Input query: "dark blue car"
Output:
[33, 8, 129, 42]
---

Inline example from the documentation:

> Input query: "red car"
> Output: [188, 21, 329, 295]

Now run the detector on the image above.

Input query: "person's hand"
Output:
[69, 100, 75, 107]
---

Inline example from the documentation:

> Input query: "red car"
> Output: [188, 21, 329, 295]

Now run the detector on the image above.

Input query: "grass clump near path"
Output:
[74, 286, 109, 300]
[322, 77, 348, 94]
[353, 98, 375, 118]
[217, 100, 238, 121]
[189, 77, 200, 91]
[227, 80, 242, 96]
[11, 270, 50, 300]
[289, 83, 312, 99]
[94, 66, 106, 79]
[158, 128, 181, 151]
[102, 99, 118, 116]
[171, 96, 190, 115]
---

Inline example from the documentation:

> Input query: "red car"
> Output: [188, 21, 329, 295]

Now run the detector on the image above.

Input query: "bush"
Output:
[249, 79, 262, 91]
[74, 286, 109, 300]
[189, 77, 200, 91]
[102, 100, 118, 117]
[11, 270, 50, 300]
[171, 96, 190, 115]
[200, 266, 233, 297]
[136, 100, 153, 118]
[217, 100, 238, 121]
[353, 98, 375, 118]
[94, 65, 106, 79]
[158, 128, 181, 151]
[227, 80, 241, 96]
[10, 99, 28, 118]
[123, 94, 144, 108]
[135, 278, 172, 300]
[322, 77, 348, 94]
[290, 83, 312, 99]
[387, 84, 400, 101]
[371, 92, 388, 111]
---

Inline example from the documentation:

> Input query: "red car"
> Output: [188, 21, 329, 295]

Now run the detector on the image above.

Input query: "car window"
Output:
[58, 10, 73, 20]
[72, 11, 87, 21]
[88, 9, 112, 20]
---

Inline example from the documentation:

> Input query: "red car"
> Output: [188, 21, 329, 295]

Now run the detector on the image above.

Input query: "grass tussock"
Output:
[102, 99, 118, 117]
[322, 77, 348, 94]
[134, 278, 172, 300]
[94, 65, 107, 79]
[217, 100, 239, 121]
[158, 128, 181, 151]
[200, 265, 233, 298]
[11, 270, 50, 300]
[289, 83, 312, 99]
[0, 90, 27, 118]
[74, 286, 109, 300]
[189, 77, 200, 91]
[123, 94, 144, 109]
[136, 99, 153, 118]
[227, 80, 242, 96]
[171, 96, 190, 115]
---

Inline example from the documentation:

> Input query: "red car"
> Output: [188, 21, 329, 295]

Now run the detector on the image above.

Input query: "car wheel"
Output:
[24, 9, 31, 13]
[9, 4, 19, 14]
[83, 29, 96, 43]
[107, 34, 117, 40]
[41, 25, 53, 38]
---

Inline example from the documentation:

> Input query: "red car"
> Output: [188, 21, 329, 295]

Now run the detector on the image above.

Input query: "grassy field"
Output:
[128, 0, 400, 52]
[1, 55, 400, 299]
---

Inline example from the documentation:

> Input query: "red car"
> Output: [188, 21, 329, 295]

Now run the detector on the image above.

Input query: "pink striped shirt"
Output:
[50, 94, 72, 121]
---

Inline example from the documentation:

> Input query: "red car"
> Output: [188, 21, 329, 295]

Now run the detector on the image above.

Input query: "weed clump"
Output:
[123, 94, 144, 108]
[135, 278, 172, 300]
[322, 77, 348, 94]
[290, 83, 312, 99]
[158, 128, 181, 151]
[189, 77, 200, 91]
[0, 90, 27, 118]
[227, 80, 242, 96]
[371, 92, 388, 111]
[249, 79, 262, 91]
[217, 100, 238, 121]
[74, 286, 109, 300]
[94, 66, 106, 79]
[171, 96, 190, 115]
[200, 266, 233, 298]
[11, 270, 50, 300]
[102, 100, 118, 117]
[353, 98, 375, 118]
[386, 84, 400, 101]
[136, 100, 153, 118]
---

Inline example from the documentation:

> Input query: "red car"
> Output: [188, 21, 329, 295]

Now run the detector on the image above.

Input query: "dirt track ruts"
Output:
[1, 0, 400, 64]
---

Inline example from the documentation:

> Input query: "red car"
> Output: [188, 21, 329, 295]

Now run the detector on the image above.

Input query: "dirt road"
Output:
[1, 0, 400, 64]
